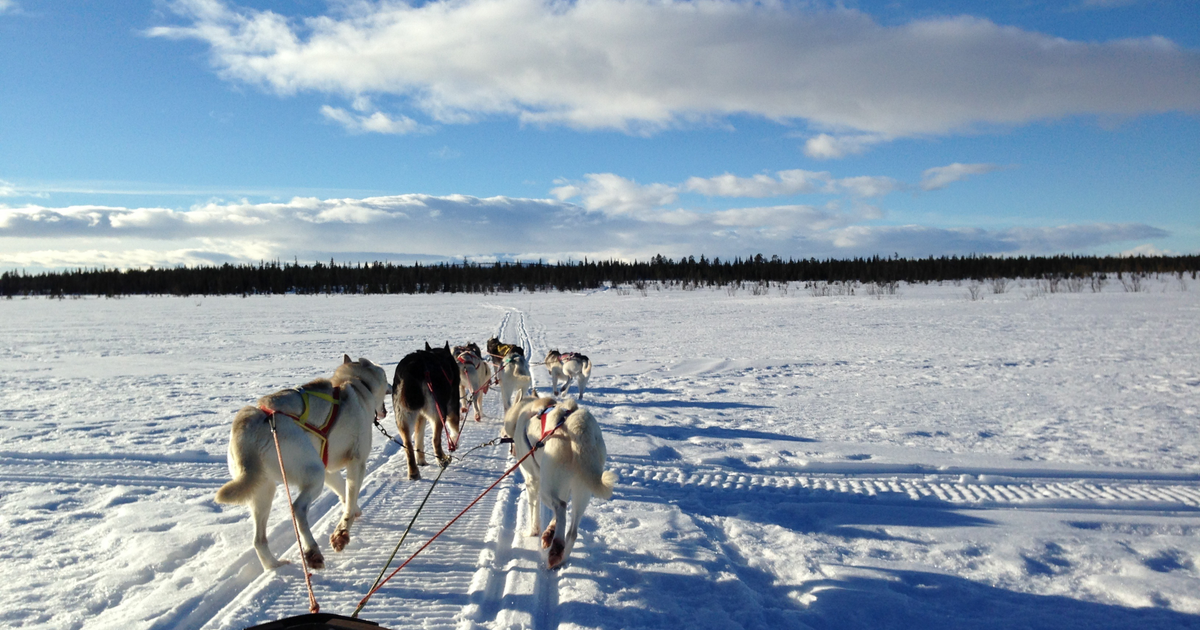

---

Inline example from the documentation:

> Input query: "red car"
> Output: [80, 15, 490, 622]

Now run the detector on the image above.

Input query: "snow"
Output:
[1, 280, 1198, 629]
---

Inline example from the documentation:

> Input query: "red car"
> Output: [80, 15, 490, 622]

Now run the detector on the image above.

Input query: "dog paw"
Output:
[547, 539, 566, 569]
[304, 548, 325, 570]
[263, 558, 290, 571]
[408, 469, 421, 481]
[330, 528, 349, 552]
[541, 521, 557, 549]
[438, 455, 452, 468]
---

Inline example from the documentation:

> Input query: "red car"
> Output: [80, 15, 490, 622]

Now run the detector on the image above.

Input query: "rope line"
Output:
[351, 431, 547, 618]
[267, 413, 320, 614]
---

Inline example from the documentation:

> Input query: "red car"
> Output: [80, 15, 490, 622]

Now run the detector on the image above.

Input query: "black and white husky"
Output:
[453, 343, 493, 422]
[487, 337, 534, 412]
[216, 355, 391, 571]
[393, 342, 462, 480]
[505, 395, 617, 570]
[543, 349, 592, 398]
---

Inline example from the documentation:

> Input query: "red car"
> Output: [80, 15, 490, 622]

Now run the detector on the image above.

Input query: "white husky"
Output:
[505, 395, 617, 569]
[215, 355, 390, 571]
[543, 350, 592, 399]
[496, 350, 533, 412]
[453, 343, 493, 422]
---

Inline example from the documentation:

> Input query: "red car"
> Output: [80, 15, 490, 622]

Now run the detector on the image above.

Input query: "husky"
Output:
[487, 337, 534, 412]
[543, 350, 592, 399]
[453, 343, 493, 422]
[504, 395, 617, 570]
[215, 355, 391, 572]
[393, 342, 462, 480]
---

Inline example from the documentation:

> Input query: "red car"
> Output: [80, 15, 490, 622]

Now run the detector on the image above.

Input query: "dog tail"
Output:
[215, 406, 269, 504]
[581, 356, 593, 379]
[594, 470, 618, 500]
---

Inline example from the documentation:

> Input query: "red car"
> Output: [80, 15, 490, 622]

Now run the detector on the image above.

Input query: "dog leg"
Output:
[525, 480, 542, 537]
[564, 491, 592, 563]
[432, 418, 451, 468]
[331, 458, 366, 552]
[415, 414, 429, 467]
[292, 466, 326, 570]
[544, 496, 569, 569]
[398, 414, 420, 480]
[250, 484, 287, 571]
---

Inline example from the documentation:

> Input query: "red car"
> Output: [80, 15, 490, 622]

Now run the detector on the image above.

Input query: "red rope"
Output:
[352, 436, 547, 609]
[267, 413, 320, 614]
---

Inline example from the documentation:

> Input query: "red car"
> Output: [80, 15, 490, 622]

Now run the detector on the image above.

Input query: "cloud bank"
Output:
[149, 0, 1200, 142]
[1, 192, 1167, 271]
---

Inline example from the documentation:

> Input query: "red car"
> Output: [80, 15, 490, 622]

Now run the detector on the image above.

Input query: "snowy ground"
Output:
[2, 279, 1198, 630]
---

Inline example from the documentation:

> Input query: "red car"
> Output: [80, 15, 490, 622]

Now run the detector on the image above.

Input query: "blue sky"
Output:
[1, 0, 1197, 270]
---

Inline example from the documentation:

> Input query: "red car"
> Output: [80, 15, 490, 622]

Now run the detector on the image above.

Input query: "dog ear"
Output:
[425, 341, 432, 351]
[343, 354, 352, 364]
[444, 341, 450, 350]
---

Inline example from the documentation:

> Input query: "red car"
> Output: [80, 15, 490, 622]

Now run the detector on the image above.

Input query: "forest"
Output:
[3, 253, 1198, 297]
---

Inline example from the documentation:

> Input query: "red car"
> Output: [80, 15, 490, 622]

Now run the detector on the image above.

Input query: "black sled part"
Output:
[244, 613, 390, 630]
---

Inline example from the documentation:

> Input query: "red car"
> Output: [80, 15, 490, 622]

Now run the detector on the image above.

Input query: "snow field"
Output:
[1, 281, 1198, 629]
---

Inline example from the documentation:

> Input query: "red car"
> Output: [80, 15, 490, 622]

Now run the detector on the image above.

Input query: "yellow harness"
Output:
[260, 386, 341, 467]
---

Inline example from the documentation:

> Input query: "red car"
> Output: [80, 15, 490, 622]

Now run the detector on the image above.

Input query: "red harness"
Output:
[260, 386, 342, 467]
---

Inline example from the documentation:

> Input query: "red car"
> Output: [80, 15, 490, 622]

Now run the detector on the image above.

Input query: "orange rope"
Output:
[268, 413, 320, 615]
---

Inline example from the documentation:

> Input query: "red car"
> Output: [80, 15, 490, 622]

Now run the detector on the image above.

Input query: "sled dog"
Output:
[453, 343, 493, 422]
[215, 355, 391, 571]
[393, 342, 462, 480]
[543, 350, 592, 399]
[487, 337, 534, 412]
[504, 395, 617, 569]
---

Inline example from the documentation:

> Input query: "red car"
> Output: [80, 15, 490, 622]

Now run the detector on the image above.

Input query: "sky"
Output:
[0, 0, 1198, 271]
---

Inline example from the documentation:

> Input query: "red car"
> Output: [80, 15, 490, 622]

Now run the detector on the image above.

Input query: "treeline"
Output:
[2, 254, 1198, 297]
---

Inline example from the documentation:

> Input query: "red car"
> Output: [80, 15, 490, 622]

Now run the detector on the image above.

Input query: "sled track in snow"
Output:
[188, 307, 545, 630]
[608, 458, 1200, 513]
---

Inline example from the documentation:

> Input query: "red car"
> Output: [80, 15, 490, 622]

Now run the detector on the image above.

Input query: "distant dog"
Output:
[543, 350, 592, 398]
[393, 342, 462, 480]
[487, 337, 534, 412]
[505, 395, 617, 569]
[216, 355, 391, 571]
[453, 342, 493, 422]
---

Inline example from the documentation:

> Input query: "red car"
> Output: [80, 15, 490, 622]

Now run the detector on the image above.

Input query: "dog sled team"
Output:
[215, 337, 614, 573]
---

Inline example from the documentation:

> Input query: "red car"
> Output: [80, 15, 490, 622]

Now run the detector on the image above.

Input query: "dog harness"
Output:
[260, 387, 341, 467]
[523, 405, 566, 468]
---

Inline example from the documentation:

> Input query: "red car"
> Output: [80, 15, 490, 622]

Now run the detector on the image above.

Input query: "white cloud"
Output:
[149, 0, 1200, 139]
[320, 106, 424, 135]
[921, 163, 1005, 191]
[683, 170, 831, 197]
[834, 176, 903, 199]
[551, 173, 677, 215]
[803, 133, 891, 159]
[0, 1, 18, 15]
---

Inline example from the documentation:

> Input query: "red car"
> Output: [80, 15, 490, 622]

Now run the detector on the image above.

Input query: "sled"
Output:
[245, 612, 389, 629]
